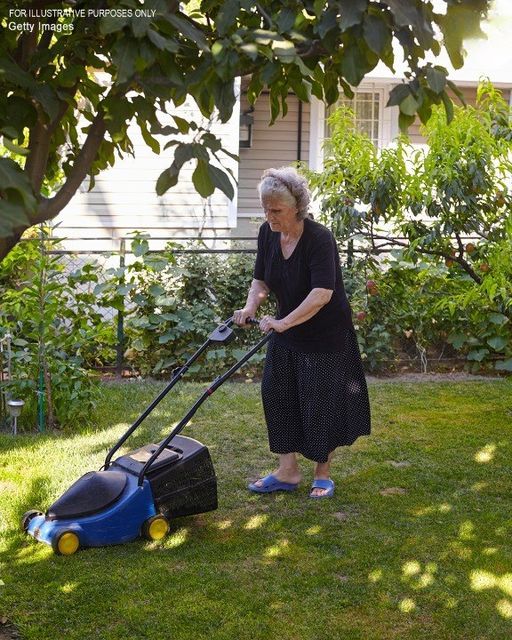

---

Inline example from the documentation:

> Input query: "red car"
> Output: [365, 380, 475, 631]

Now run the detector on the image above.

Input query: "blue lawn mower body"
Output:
[22, 319, 270, 555]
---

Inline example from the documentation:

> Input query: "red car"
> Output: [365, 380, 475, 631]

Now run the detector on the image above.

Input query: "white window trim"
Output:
[309, 82, 398, 172]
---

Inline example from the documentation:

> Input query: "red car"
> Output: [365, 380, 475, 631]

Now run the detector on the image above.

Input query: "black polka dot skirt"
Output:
[261, 328, 371, 463]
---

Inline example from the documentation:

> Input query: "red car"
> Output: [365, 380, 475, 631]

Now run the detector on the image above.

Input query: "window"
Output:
[325, 89, 382, 146]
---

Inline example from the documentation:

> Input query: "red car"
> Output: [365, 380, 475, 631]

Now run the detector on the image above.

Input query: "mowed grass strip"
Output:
[1, 379, 511, 640]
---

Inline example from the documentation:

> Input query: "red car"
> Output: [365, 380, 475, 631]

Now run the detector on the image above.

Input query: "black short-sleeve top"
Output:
[254, 218, 354, 353]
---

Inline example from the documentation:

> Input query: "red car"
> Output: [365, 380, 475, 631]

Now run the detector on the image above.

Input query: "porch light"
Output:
[239, 107, 254, 148]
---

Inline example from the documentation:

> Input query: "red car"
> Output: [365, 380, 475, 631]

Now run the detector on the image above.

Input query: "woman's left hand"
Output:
[259, 315, 287, 333]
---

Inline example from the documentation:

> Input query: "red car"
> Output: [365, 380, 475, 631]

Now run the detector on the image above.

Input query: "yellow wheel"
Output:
[52, 530, 80, 556]
[142, 515, 169, 541]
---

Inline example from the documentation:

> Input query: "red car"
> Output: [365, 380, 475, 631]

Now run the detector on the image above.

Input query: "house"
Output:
[54, 6, 512, 252]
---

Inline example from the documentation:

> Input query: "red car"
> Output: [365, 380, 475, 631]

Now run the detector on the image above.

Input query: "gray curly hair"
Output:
[257, 166, 311, 221]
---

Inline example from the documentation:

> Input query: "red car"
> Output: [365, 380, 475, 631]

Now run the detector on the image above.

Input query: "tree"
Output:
[0, 0, 491, 261]
[305, 79, 512, 369]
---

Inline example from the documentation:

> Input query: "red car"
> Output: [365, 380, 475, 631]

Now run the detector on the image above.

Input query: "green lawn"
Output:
[1, 379, 512, 640]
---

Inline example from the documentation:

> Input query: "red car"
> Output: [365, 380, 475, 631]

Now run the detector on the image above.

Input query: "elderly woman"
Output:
[233, 167, 371, 498]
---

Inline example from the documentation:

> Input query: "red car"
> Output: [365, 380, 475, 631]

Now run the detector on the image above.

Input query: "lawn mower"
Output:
[21, 318, 270, 555]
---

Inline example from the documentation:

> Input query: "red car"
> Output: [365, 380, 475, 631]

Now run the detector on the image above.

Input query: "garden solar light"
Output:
[7, 399, 24, 435]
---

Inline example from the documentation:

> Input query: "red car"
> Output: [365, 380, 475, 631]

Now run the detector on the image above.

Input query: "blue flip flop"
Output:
[248, 473, 299, 494]
[309, 478, 335, 499]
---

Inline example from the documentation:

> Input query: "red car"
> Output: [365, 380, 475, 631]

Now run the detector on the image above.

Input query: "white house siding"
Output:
[54, 93, 240, 252]
[236, 93, 310, 236]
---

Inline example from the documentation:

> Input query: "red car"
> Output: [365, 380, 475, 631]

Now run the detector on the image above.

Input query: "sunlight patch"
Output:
[60, 582, 78, 594]
[368, 569, 383, 583]
[244, 514, 268, 530]
[474, 443, 496, 463]
[496, 599, 512, 619]
[399, 598, 416, 613]
[166, 528, 189, 549]
[470, 570, 496, 591]
[264, 539, 289, 558]
[417, 573, 435, 589]
[216, 520, 232, 530]
[306, 525, 321, 535]
[459, 520, 475, 540]
[402, 561, 421, 576]
[498, 574, 512, 597]
[471, 481, 489, 492]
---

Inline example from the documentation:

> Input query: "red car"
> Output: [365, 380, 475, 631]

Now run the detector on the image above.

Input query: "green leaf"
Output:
[467, 348, 489, 362]
[175, 143, 196, 167]
[212, 81, 236, 122]
[138, 119, 160, 154]
[386, 0, 419, 27]
[32, 85, 60, 121]
[0, 158, 37, 212]
[495, 358, 512, 372]
[363, 14, 389, 55]
[488, 313, 509, 326]
[387, 83, 410, 107]
[399, 93, 419, 116]
[149, 284, 166, 297]
[192, 160, 215, 198]
[487, 336, 508, 351]
[313, 0, 325, 18]
[156, 168, 179, 195]
[166, 13, 209, 51]
[426, 66, 447, 94]
[216, 0, 240, 36]
[318, 10, 337, 39]
[133, 237, 150, 257]
[398, 112, 415, 134]
[339, 0, 368, 32]
[340, 44, 366, 86]
[172, 115, 191, 134]
[277, 8, 296, 32]
[147, 29, 180, 52]
[207, 164, 235, 200]
[273, 39, 296, 63]
[2, 137, 29, 156]
[111, 39, 137, 84]
[441, 91, 454, 124]
[0, 201, 31, 237]
[100, 15, 129, 35]
[240, 42, 258, 61]
[447, 79, 466, 106]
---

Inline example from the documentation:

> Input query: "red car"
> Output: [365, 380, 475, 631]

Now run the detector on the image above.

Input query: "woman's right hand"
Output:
[233, 308, 253, 326]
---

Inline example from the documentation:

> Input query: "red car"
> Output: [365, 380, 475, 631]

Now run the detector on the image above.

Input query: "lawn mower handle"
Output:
[136, 321, 272, 485]
[103, 316, 266, 472]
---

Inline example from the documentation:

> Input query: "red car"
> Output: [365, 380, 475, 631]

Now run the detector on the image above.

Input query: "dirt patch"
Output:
[0, 621, 20, 640]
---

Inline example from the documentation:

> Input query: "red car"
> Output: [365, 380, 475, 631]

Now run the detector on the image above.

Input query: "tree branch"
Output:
[25, 83, 79, 196]
[255, 2, 273, 28]
[38, 108, 107, 220]
[370, 232, 483, 283]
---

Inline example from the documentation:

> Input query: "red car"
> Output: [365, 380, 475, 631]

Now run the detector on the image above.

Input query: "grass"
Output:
[1, 378, 512, 640]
